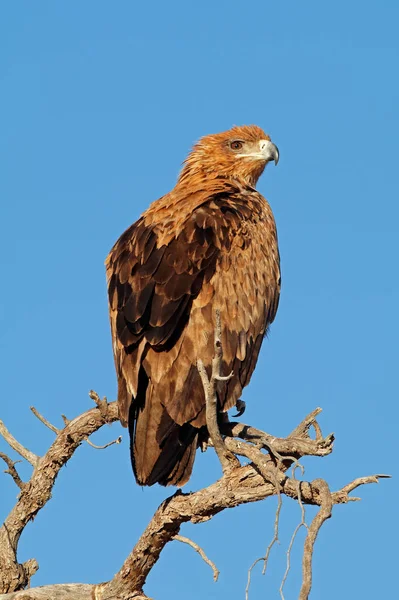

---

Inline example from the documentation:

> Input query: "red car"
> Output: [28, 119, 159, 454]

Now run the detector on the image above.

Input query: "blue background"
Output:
[0, 1, 397, 598]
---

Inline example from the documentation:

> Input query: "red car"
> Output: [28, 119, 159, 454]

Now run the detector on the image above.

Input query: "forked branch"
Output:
[299, 479, 333, 600]
[0, 396, 119, 593]
[0, 321, 389, 599]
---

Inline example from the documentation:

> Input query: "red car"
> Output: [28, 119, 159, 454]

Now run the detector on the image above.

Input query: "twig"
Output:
[85, 435, 122, 450]
[30, 407, 59, 434]
[173, 534, 219, 581]
[61, 414, 70, 426]
[62, 407, 121, 451]
[291, 461, 305, 479]
[89, 390, 109, 419]
[0, 420, 39, 467]
[245, 487, 283, 600]
[289, 408, 323, 437]
[312, 420, 323, 441]
[89, 390, 102, 405]
[197, 310, 240, 474]
[262, 485, 283, 575]
[299, 479, 333, 600]
[330, 474, 390, 504]
[245, 557, 265, 600]
[0, 453, 25, 490]
[280, 481, 309, 599]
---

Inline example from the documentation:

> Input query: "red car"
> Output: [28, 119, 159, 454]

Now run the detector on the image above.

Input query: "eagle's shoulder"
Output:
[106, 183, 245, 354]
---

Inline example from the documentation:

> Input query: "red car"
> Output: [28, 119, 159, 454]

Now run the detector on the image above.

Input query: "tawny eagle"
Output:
[106, 125, 280, 486]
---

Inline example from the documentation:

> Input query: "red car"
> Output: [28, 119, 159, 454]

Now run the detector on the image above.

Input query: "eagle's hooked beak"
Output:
[260, 140, 279, 165]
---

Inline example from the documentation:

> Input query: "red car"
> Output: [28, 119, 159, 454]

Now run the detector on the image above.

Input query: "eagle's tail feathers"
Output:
[128, 377, 198, 486]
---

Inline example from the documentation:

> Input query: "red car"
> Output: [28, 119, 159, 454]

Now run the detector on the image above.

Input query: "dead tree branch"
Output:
[0, 395, 119, 593]
[30, 406, 60, 434]
[0, 332, 389, 600]
[0, 453, 25, 490]
[280, 481, 308, 599]
[173, 535, 219, 581]
[85, 435, 122, 450]
[245, 488, 282, 600]
[0, 420, 39, 467]
[197, 310, 240, 474]
[0, 394, 387, 599]
[299, 479, 333, 600]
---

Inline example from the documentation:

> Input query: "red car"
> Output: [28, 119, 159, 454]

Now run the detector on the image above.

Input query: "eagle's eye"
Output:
[230, 140, 244, 151]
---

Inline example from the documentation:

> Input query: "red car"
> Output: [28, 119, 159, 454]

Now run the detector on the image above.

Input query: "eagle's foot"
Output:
[232, 399, 246, 418]
[199, 437, 210, 452]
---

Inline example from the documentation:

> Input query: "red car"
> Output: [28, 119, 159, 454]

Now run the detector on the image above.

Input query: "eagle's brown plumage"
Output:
[106, 125, 281, 486]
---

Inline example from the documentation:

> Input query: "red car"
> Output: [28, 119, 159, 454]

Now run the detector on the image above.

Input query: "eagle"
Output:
[106, 125, 280, 486]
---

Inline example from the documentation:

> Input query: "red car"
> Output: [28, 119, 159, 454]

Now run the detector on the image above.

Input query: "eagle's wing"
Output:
[107, 194, 222, 419]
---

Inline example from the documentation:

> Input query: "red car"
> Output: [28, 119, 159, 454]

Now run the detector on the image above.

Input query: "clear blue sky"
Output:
[0, 1, 397, 598]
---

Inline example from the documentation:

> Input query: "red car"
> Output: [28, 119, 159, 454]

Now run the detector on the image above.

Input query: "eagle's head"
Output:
[179, 125, 279, 187]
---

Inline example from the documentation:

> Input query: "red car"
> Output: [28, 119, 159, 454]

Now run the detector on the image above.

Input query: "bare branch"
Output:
[173, 534, 219, 582]
[197, 310, 240, 474]
[280, 481, 308, 599]
[240, 438, 302, 600]
[220, 420, 334, 460]
[30, 406, 59, 434]
[0, 586, 151, 600]
[61, 414, 70, 426]
[0, 396, 119, 593]
[0, 374, 388, 600]
[0, 453, 25, 490]
[89, 390, 109, 419]
[289, 407, 323, 437]
[0, 584, 103, 600]
[0, 308, 389, 600]
[245, 491, 283, 600]
[299, 479, 333, 600]
[100, 430, 340, 600]
[332, 474, 390, 504]
[0, 420, 39, 467]
[85, 436, 122, 450]
[62, 409, 122, 451]
[311, 420, 323, 442]
[262, 487, 283, 575]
